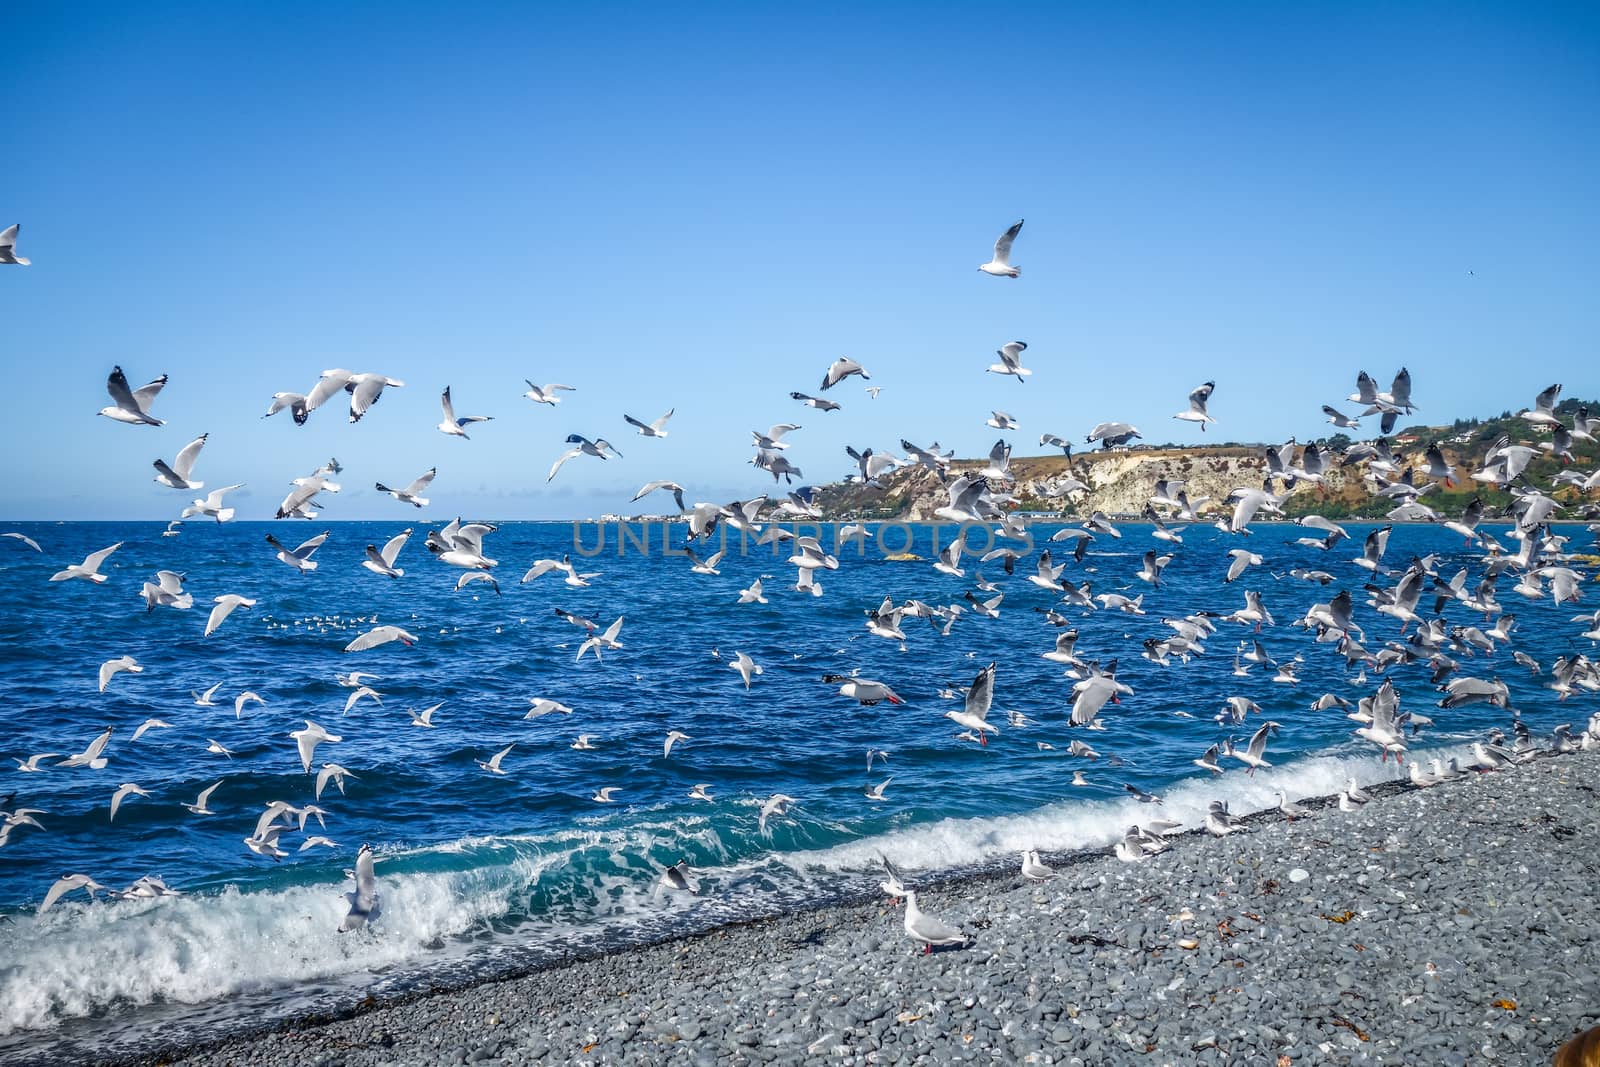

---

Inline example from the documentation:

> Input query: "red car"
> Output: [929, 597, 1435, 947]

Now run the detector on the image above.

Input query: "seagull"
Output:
[1225, 549, 1263, 584]
[1321, 405, 1361, 429]
[235, 692, 266, 719]
[335, 672, 377, 688]
[98, 366, 167, 426]
[140, 569, 192, 612]
[737, 578, 768, 604]
[343, 625, 418, 652]
[758, 793, 796, 834]
[1021, 850, 1053, 881]
[1276, 792, 1309, 820]
[633, 481, 687, 512]
[729, 652, 763, 689]
[592, 786, 621, 803]
[524, 381, 575, 406]
[264, 530, 329, 574]
[130, 718, 172, 742]
[458, 572, 500, 596]
[476, 743, 515, 775]
[437, 386, 492, 438]
[405, 701, 443, 728]
[688, 783, 714, 801]
[944, 662, 998, 745]
[1085, 421, 1141, 450]
[205, 594, 257, 637]
[569, 734, 598, 751]
[1193, 744, 1223, 775]
[978, 219, 1023, 278]
[300, 836, 339, 851]
[902, 890, 969, 953]
[182, 781, 223, 815]
[50, 542, 123, 583]
[685, 546, 725, 575]
[660, 859, 700, 893]
[987, 342, 1031, 382]
[879, 854, 908, 904]
[525, 698, 575, 719]
[0, 223, 29, 265]
[262, 392, 310, 424]
[2, 531, 41, 551]
[315, 763, 358, 801]
[192, 681, 222, 706]
[343, 686, 382, 714]
[291, 720, 341, 773]
[548, 435, 624, 482]
[1173, 382, 1215, 432]
[986, 410, 1018, 430]
[1204, 800, 1246, 837]
[39, 874, 107, 914]
[98, 655, 142, 693]
[1519, 383, 1564, 426]
[790, 391, 841, 412]
[338, 843, 382, 931]
[822, 674, 904, 706]
[109, 783, 149, 822]
[1227, 721, 1280, 775]
[576, 616, 625, 661]
[359, 529, 413, 579]
[522, 555, 597, 587]
[152, 434, 208, 489]
[664, 730, 692, 758]
[336, 371, 406, 423]
[624, 408, 674, 437]
[376, 469, 436, 508]
[864, 778, 893, 801]
[820, 358, 870, 391]
[14, 752, 59, 772]
[205, 738, 234, 758]
[181, 484, 244, 523]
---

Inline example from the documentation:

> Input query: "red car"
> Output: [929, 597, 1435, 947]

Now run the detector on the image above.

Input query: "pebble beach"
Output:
[77, 746, 1593, 1067]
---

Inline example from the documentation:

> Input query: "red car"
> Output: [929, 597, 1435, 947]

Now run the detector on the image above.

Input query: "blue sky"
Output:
[4, 2, 1597, 520]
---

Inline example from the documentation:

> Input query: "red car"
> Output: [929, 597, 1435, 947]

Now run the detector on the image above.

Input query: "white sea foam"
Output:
[0, 866, 508, 1035]
[787, 746, 1432, 877]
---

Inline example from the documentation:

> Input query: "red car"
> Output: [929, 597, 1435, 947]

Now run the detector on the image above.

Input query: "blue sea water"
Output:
[0, 517, 1593, 1060]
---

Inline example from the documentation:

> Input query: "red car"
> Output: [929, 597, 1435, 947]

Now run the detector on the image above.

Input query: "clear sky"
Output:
[4, 2, 1597, 520]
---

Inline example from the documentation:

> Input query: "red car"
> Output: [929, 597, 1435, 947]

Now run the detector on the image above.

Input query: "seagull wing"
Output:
[993, 219, 1023, 265]
[548, 447, 582, 482]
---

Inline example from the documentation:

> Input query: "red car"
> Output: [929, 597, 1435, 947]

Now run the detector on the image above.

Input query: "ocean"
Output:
[0, 517, 1589, 1062]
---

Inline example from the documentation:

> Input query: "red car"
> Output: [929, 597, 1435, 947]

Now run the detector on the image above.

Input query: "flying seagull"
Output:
[0, 224, 29, 265]
[548, 435, 624, 482]
[978, 219, 1023, 278]
[986, 342, 1031, 383]
[820, 358, 870, 391]
[51, 542, 123, 583]
[152, 434, 208, 490]
[205, 594, 257, 637]
[338, 843, 382, 932]
[362, 529, 413, 577]
[1173, 382, 1215, 432]
[523, 381, 575, 406]
[376, 468, 436, 508]
[624, 409, 674, 438]
[437, 386, 493, 438]
[98, 366, 167, 426]
[790, 392, 840, 411]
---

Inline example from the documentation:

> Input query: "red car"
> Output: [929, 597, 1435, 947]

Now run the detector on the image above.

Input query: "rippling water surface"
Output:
[0, 518, 1592, 1061]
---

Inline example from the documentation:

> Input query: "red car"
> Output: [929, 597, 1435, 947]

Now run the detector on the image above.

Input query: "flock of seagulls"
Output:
[5, 219, 1599, 967]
